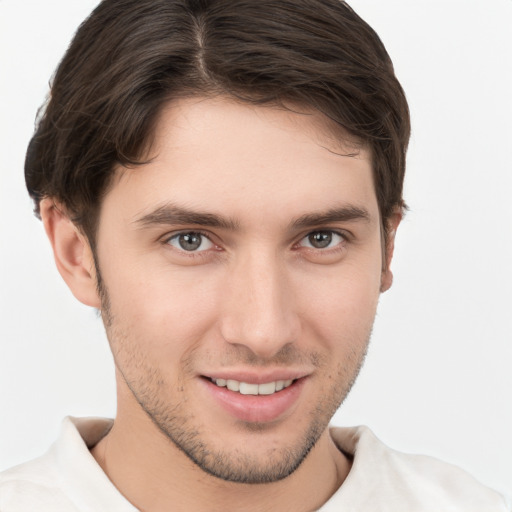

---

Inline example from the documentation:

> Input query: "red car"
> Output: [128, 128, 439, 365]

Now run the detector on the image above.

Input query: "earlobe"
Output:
[40, 198, 101, 308]
[380, 212, 402, 293]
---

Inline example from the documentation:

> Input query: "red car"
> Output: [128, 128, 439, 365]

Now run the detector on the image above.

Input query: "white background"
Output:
[1, 0, 511, 497]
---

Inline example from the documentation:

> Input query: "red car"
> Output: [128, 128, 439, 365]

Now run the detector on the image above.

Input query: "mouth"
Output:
[201, 374, 306, 423]
[208, 377, 296, 396]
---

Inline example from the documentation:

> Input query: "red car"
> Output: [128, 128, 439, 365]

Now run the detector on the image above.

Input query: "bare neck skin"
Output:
[91, 386, 351, 512]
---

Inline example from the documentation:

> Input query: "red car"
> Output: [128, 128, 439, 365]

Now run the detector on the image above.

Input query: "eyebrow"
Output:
[133, 204, 240, 230]
[290, 205, 371, 229]
[133, 203, 371, 231]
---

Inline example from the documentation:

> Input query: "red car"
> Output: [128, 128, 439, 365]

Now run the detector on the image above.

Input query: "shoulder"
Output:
[0, 453, 78, 512]
[327, 426, 511, 511]
[0, 416, 120, 512]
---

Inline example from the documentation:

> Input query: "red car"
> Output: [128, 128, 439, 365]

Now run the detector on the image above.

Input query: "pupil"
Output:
[179, 233, 201, 251]
[309, 232, 331, 249]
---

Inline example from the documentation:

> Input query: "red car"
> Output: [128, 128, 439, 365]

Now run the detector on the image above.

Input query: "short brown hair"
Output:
[25, 0, 410, 245]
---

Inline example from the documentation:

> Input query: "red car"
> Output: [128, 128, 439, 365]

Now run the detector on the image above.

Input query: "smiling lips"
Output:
[203, 374, 306, 423]
[211, 378, 295, 395]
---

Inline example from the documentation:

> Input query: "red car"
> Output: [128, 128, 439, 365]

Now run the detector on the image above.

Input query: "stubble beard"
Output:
[96, 269, 371, 484]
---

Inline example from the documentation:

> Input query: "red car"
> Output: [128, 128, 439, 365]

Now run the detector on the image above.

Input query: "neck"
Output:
[91, 406, 351, 512]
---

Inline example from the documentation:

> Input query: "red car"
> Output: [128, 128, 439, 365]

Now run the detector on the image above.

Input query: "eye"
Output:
[298, 230, 345, 249]
[166, 231, 214, 252]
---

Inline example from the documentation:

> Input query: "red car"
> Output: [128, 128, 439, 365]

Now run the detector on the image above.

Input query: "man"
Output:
[0, 0, 509, 510]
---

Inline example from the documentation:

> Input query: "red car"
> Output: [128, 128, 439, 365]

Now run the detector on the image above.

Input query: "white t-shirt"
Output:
[0, 417, 509, 511]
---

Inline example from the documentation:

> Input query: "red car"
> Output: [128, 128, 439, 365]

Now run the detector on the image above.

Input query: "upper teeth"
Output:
[213, 378, 294, 395]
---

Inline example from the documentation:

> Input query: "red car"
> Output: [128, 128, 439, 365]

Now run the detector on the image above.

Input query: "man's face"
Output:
[94, 97, 385, 483]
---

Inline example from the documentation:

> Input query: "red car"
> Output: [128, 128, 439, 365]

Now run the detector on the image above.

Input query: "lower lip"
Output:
[202, 378, 306, 423]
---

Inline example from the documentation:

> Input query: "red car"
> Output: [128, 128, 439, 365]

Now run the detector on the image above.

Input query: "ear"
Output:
[40, 198, 101, 308]
[380, 211, 402, 293]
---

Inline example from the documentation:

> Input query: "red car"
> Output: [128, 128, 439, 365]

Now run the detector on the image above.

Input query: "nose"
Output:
[219, 250, 301, 360]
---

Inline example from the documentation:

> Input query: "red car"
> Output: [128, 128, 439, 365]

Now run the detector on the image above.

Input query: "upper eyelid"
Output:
[163, 231, 217, 256]
[160, 228, 350, 249]
[291, 230, 350, 254]
[162, 229, 215, 243]
[297, 228, 351, 242]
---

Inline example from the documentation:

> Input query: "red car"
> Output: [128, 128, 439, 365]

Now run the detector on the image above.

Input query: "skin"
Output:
[41, 96, 399, 512]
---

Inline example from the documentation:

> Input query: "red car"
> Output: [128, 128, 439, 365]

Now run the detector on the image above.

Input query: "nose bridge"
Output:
[220, 247, 300, 358]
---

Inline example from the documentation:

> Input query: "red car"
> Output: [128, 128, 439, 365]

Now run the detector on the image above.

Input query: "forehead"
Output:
[105, 96, 378, 228]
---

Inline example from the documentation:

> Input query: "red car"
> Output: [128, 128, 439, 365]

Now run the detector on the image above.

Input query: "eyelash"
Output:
[163, 230, 219, 256]
[295, 230, 348, 251]
[162, 229, 349, 256]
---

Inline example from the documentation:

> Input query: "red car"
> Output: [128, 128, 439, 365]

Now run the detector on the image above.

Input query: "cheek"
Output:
[299, 261, 381, 348]
[103, 262, 223, 358]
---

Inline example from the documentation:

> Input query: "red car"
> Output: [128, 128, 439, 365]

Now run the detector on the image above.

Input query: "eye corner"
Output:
[297, 229, 347, 250]
[165, 230, 215, 253]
